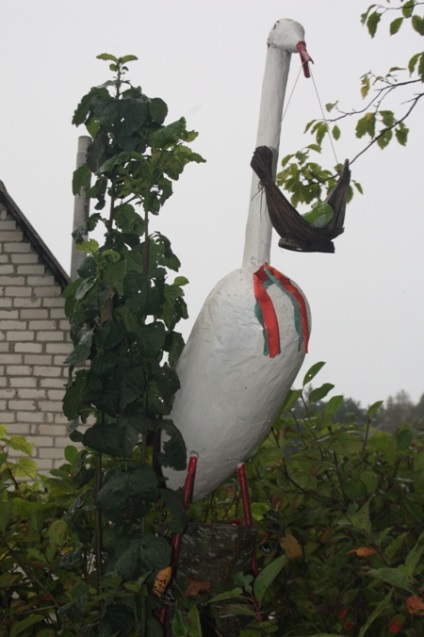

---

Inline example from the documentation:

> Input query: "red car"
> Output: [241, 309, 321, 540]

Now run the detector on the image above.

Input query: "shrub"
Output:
[191, 363, 424, 636]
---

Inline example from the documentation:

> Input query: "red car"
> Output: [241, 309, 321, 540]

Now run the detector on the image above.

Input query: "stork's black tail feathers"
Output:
[250, 146, 351, 253]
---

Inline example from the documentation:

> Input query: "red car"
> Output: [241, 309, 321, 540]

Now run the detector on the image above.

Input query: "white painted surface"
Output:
[164, 267, 310, 500]
[163, 20, 310, 501]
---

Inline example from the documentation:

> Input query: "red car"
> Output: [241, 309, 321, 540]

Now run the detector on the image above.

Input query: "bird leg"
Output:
[238, 462, 259, 576]
[158, 453, 198, 625]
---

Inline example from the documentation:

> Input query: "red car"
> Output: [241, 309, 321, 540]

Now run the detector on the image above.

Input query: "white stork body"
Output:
[163, 19, 311, 501]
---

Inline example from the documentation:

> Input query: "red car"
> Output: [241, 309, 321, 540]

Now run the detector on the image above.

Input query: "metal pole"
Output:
[70, 135, 91, 280]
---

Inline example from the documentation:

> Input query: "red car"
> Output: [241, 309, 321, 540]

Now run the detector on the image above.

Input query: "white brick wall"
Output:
[0, 203, 72, 469]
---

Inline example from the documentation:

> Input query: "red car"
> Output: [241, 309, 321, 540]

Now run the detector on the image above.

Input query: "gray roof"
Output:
[0, 181, 70, 290]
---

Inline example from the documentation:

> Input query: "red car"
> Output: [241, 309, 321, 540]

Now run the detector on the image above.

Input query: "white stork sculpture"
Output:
[163, 19, 312, 501]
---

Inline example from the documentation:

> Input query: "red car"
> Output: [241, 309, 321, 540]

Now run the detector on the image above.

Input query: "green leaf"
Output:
[395, 123, 409, 146]
[253, 554, 286, 605]
[366, 10, 382, 37]
[63, 370, 88, 420]
[380, 110, 395, 127]
[354, 180, 364, 194]
[384, 533, 409, 564]
[47, 518, 68, 546]
[366, 566, 414, 593]
[403, 0, 415, 18]
[115, 535, 171, 580]
[342, 478, 367, 500]
[367, 400, 383, 420]
[303, 361, 325, 386]
[83, 422, 137, 457]
[114, 203, 145, 235]
[159, 488, 186, 533]
[137, 322, 166, 358]
[187, 605, 202, 637]
[146, 616, 165, 637]
[325, 101, 338, 113]
[98, 465, 159, 520]
[158, 420, 187, 470]
[119, 54, 138, 64]
[207, 587, 243, 604]
[149, 97, 168, 124]
[115, 98, 149, 143]
[396, 426, 413, 451]
[0, 501, 13, 533]
[325, 395, 344, 416]
[412, 14, 424, 35]
[74, 276, 97, 300]
[172, 609, 190, 637]
[361, 75, 370, 98]
[14, 456, 38, 479]
[377, 128, 392, 149]
[101, 602, 134, 636]
[356, 112, 376, 139]
[402, 533, 424, 576]
[309, 383, 334, 403]
[97, 52, 118, 62]
[72, 86, 109, 126]
[279, 388, 302, 414]
[409, 52, 420, 74]
[358, 589, 393, 637]
[344, 498, 372, 535]
[11, 615, 44, 637]
[164, 331, 185, 367]
[76, 239, 99, 254]
[72, 162, 92, 196]
[65, 327, 93, 365]
[174, 275, 189, 286]
[332, 125, 341, 140]
[7, 434, 33, 455]
[390, 17, 403, 35]
[327, 432, 363, 457]
[150, 117, 187, 148]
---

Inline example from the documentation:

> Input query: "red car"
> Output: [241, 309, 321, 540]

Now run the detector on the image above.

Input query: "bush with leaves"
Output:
[188, 362, 424, 637]
[0, 427, 81, 637]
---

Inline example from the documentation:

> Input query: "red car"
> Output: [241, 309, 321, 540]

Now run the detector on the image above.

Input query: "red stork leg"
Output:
[171, 452, 198, 567]
[238, 462, 259, 576]
[158, 452, 199, 625]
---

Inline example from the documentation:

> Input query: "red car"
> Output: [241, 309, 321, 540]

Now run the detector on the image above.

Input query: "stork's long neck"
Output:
[242, 44, 292, 270]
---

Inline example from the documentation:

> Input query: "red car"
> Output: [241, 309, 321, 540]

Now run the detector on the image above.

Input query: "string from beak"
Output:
[296, 41, 313, 78]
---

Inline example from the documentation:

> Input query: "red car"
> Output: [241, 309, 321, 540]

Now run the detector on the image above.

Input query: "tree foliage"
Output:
[60, 53, 204, 635]
[277, 0, 424, 207]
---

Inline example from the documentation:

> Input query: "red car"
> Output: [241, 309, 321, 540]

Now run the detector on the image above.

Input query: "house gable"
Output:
[0, 181, 73, 470]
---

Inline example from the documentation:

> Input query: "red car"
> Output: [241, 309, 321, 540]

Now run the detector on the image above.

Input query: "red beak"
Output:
[296, 41, 313, 78]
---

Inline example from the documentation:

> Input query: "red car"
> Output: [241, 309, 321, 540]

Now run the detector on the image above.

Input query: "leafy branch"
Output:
[62, 52, 205, 634]
[278, 0, 424, 208]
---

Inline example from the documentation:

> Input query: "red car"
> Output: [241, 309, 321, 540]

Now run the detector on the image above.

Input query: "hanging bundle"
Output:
[251, 146, 350, 253]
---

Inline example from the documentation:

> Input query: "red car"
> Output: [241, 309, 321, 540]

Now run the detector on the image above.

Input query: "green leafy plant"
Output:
[0, 427, 82, 636]
[278, 0, 424, 208]
[59, 53, 204, 635]
[188, 362, 424, 636]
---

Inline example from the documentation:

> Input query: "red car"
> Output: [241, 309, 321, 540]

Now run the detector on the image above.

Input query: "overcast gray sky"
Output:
[1, 0, 423, 408]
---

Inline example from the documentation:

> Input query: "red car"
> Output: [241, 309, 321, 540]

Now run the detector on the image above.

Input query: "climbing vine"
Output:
[278, 0, 424, 207]
[61, 53, 204, 634]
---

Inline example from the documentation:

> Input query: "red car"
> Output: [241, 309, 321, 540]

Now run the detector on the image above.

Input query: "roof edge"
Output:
[0, 181, 70, 290]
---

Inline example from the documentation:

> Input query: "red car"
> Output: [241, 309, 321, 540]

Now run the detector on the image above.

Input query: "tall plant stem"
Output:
[94, 452, 103, 596]
[108, 192, 116, 229]
[143, 211, 149, 275]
